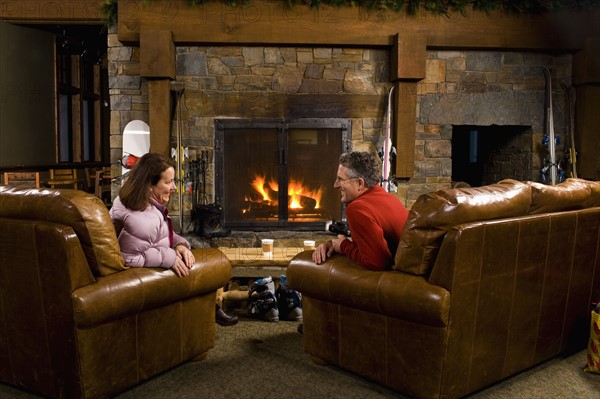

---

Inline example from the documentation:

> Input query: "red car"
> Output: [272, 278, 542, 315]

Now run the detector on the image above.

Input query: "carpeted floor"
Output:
[1, 318, 599, 398]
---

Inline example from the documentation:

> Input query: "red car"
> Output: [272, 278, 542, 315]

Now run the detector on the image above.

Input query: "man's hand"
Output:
[312, 235, 346, 264]
[313, 241, 333, 264]
[331, 234, 347, 253]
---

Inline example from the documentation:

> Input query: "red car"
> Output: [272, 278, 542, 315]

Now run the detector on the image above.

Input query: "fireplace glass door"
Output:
[216, 119, 351, 230]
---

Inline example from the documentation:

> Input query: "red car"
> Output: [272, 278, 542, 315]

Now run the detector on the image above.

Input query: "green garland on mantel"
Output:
[100, 0, 600, 27]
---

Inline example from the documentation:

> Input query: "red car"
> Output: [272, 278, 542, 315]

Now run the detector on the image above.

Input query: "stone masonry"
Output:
[107, 25, 573, 231]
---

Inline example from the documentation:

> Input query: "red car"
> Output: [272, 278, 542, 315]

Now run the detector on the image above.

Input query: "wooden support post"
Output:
[148, 79, 171, 157]
[391, 34, 426, 179]
[394, 82, 418, 178]
[140, 30, 175, 157]
[573, 37, 600, 180]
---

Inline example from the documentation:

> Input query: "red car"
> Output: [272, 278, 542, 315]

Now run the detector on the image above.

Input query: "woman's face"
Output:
[150, 166, 176, 205]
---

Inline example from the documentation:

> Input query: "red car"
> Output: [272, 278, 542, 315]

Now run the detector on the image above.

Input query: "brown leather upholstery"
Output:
[528, 178, 592, 214]
[0, 188, 232, 399]
[395, 179, 532, 275]
[288, 178, 600, 399]
[0, 186, 125, 276]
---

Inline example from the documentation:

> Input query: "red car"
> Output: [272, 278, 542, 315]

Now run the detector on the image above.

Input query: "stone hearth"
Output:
[185, 230, 332, 250]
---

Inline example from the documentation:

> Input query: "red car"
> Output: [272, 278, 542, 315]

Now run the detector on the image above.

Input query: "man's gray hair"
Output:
[339, 151, 381, 187]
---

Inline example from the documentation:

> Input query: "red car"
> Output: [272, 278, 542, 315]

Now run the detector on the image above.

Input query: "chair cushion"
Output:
[589, 180, 600, 207]
[0, 186, 125, 276]
[394, 179, 531, 276]
[527, 178, 592, 214]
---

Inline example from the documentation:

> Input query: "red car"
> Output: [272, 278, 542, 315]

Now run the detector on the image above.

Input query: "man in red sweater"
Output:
[313, 151, 409, 271]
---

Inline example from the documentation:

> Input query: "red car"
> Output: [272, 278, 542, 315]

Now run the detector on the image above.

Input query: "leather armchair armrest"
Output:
[288, 251, 450, 327]
[72, 248, 231, 328]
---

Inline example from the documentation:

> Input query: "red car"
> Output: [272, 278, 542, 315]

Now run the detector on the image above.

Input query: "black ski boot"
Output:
[193, 204, 231, 238]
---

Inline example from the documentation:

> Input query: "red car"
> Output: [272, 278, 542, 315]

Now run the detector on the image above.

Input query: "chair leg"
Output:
[311, 355, 329, 366]
[191, 352, 208, 362]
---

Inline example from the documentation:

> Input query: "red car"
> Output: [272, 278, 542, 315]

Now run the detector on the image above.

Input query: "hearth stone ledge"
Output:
[183, 230, 333, 250]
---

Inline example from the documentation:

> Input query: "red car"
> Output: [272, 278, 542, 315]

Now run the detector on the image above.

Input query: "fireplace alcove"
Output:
[215, 118, 352, 231]
[452, 125, 534, 187]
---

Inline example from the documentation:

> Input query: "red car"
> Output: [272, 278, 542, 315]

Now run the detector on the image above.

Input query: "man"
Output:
[312, 151, 409, 271]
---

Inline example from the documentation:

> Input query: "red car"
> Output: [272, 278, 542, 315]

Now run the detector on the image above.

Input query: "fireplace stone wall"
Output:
[107, 27, 572, 224]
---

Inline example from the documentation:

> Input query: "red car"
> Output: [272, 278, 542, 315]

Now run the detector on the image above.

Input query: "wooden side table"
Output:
[218, 246, 307, 308]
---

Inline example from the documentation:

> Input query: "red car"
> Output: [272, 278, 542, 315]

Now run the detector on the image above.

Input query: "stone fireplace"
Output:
[108, 36, 572, 234]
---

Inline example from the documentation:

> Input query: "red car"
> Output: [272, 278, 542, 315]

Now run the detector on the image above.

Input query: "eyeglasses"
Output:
[335, 175, 359, 184]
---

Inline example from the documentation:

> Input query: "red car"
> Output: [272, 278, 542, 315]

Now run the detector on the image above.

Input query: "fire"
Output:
[247, 174, 323, 211]
[288, 179, 322, 209]
[251, 175, 276, 201]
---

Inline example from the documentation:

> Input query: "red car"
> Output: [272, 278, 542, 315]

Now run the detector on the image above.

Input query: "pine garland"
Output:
[101, 0, 600, 27]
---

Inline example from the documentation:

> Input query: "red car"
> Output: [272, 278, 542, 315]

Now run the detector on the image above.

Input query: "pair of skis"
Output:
[542, 67, 559, 185]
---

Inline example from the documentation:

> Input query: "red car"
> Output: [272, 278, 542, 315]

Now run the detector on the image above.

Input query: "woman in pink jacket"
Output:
[110, 152, 238, 325]
[110, 152, 194, 277]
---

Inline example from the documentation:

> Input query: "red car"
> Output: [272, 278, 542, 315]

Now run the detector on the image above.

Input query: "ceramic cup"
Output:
[261, 239, 274, 257]
[303, 240, 316, 251]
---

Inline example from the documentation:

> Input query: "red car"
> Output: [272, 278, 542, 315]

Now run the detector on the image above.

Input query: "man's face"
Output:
[334, 164, 362, 203]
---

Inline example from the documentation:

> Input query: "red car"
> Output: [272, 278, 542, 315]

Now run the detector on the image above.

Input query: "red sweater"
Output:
[339, 185, 409, 271]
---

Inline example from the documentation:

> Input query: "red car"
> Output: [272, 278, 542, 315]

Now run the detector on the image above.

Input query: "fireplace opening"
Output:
[452, 125, 533, 187]
[216, 118, 351, 231]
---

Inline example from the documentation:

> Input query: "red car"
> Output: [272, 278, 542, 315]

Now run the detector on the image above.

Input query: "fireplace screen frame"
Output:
[215, 118, 352, 231]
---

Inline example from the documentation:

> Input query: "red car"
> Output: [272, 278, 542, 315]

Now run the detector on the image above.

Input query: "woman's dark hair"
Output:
[119, 152, 175, 211]
[339, 151, 381, 188]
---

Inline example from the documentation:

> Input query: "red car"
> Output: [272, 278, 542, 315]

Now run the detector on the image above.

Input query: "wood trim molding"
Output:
[0, 0, 104, 23]
[118, 1, 600, 51]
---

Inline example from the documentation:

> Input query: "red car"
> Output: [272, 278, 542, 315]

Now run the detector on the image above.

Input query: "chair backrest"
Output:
[3, 172, 41, 188]
[48, 169, 80, 189]
[0, 186, 126, 276]
[94, 167, 113, 205]
[50, 168, 77, 179]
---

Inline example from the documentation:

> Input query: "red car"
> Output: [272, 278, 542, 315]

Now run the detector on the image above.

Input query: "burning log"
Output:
[292, 194, 316, 210]
[241, 201, 277, 218]
[263, 185, 317, 211]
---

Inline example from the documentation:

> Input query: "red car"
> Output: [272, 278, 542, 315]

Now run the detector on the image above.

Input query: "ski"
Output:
[542, 67, 558, 185]
[562, 82, 577, 178]
[381, 85, 395, 192]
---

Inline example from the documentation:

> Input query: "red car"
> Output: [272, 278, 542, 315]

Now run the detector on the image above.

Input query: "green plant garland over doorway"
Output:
[100, 0, 600, 27]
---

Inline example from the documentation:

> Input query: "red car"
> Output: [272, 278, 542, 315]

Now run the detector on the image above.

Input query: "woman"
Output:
[110, 152, 238, 325]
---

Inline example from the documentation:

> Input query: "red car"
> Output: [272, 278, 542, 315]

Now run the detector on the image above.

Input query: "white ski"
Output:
[381, 85, 395, 192]
[543, 67, 558, 185]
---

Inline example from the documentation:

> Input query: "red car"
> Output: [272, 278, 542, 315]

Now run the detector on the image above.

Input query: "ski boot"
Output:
[248, 276, 279, 322]
[193, 203, 231, 238]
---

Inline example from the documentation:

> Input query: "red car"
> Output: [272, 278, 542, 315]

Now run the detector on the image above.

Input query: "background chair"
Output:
[94, 166, 113, 206]
[3, 172, 41, 188]
[46, 168, 82, 189]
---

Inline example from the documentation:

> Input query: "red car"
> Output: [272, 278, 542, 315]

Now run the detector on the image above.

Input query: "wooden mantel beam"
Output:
[118, 0, 600, 51]
[0, 0, 104, 23]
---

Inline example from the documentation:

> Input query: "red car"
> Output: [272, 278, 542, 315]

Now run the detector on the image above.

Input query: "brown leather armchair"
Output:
[288, 178, 600, 399]
[0, 187, 231, 399]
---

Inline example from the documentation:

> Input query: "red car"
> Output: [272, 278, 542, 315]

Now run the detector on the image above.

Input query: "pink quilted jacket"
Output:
[109, 197, 190, 269]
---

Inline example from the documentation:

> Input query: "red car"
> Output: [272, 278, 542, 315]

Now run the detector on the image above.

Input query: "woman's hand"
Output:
[171, 257, 190, 277]
[175, 244, 195, 268]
